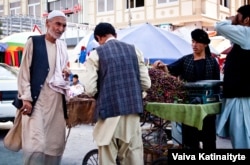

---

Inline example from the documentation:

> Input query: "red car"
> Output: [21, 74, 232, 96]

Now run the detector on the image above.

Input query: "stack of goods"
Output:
[143, 68, 187, 104]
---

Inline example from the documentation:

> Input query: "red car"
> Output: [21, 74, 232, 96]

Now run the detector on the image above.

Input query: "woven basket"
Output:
[66, 97, 96, 127]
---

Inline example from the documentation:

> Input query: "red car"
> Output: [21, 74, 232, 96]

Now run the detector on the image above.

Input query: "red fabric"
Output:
[81, 46, 86, 50]
[14, 51, 19, 67]
[4, 51, 12, 65]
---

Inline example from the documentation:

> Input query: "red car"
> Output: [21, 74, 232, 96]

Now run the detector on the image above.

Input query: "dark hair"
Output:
[237, 5, 250, 20]
[94, 22, 116, 42]
[191, 29, 210, 44]
[73, 74, 78, 79]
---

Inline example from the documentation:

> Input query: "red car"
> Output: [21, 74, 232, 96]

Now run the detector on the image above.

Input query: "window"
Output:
[54, 1, 61, 10]
[158, 0, 178, 4]
[98, 0, 114, 12]
[220, 0, 229, 8]
[28, 0, 40, 17]
[0, 5, 3, 16]
[242, 0, 250, 5]
[127, 0, 144, 8]
[47, 0, 79, 23]
[28, 0, 40, 3]
[28, 6, 34, 16]
[10, 2, 21, 15]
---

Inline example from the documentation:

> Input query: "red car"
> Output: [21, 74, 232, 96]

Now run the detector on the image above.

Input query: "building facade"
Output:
[0, 0, 90, 45]
[89, 0, 249, 30]
[0, 0, 250, 42]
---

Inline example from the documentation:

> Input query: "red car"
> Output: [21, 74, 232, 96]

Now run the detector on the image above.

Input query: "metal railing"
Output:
[0, 15, 44, 38]
[0, 15, 94, 46]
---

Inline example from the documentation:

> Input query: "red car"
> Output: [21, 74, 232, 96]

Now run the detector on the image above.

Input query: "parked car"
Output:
[0, 63, 19, 122]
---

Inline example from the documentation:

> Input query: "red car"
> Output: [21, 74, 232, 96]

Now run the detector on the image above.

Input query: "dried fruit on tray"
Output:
[143, 68, 188, 103]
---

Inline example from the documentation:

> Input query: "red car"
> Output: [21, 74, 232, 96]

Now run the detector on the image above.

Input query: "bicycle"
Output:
[82, 149, 98, 165]
[82, 112, 173, 165]
[82, 149, 120, 165]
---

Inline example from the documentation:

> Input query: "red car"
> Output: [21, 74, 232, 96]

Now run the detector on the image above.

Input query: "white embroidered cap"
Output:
[47, 10, 66, 19]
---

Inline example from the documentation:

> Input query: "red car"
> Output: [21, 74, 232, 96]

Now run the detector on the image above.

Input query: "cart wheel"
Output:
[82, 148, 120, 165]
[151, 157, 168, 165]
[82, 149, 98, 165]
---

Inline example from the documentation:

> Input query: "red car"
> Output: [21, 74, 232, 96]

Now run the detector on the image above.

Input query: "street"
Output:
[0, 123, 97, 165]
[0, 122, 232, 165]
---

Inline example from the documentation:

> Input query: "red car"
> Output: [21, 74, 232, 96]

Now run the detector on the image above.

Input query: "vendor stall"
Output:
[145, 102, 221, 149]
[145, 102, 221, 131]
[144, 79, 223, 150]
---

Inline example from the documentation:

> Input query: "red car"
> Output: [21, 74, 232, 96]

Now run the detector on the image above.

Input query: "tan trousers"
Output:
[98, 134, 144, 165]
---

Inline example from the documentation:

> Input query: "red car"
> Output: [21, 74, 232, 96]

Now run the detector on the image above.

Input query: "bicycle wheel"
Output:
[82, 149, 98, 165]
[151, 157, 168, 165]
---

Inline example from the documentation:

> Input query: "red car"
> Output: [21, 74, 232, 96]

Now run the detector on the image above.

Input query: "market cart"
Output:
[80, 102, 221, 164]
[143, 80, 223, 164]
[81, 80, 223, 164]
[144, 102, 221, 164]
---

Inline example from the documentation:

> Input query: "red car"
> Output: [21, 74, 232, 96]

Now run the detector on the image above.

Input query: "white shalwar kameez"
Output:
[18, 38, 66, 165]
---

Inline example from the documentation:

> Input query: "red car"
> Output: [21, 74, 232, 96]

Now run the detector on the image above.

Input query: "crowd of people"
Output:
[7, 4, 250, 165]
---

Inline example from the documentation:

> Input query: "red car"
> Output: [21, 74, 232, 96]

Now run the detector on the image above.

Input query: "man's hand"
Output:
[152, 60, 169, 73]
[20, 100, 32, 115]
[63, 68, 71, 80]
[226, 15, 239, 25]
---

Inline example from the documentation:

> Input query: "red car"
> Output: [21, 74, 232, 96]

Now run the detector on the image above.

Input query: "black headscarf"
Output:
[191, 29, 211, 56]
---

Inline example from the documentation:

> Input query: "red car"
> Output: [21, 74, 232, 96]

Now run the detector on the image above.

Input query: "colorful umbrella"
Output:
[0, 32, 40, 67]
[0, 43, 8, 52]
[0, 31, 41, 47]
